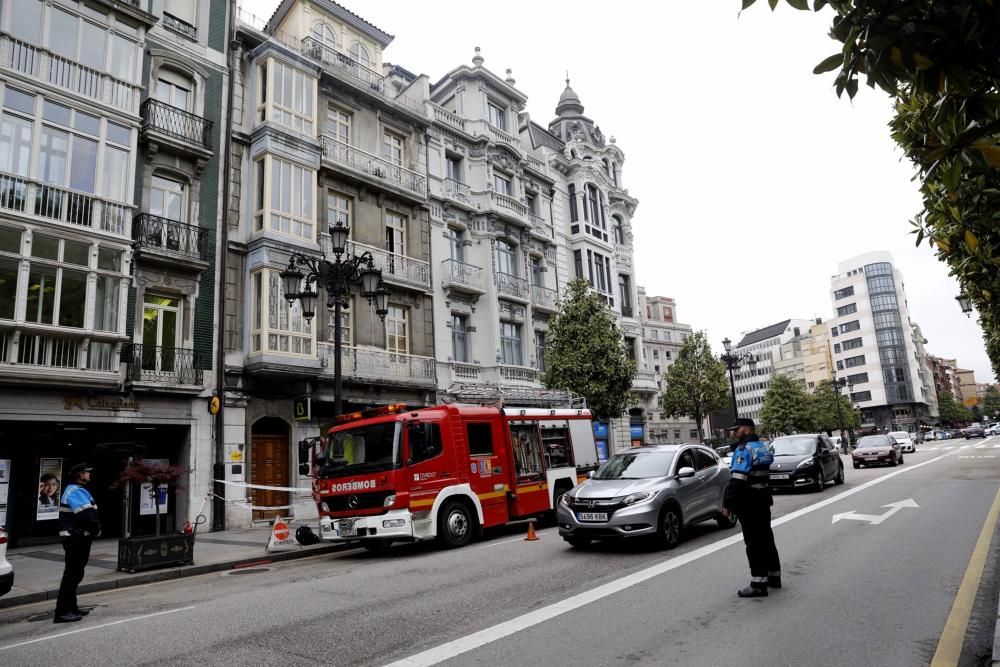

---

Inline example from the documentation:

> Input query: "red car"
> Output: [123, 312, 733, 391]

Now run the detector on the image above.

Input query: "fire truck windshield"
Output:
[318, 421, 400, 478]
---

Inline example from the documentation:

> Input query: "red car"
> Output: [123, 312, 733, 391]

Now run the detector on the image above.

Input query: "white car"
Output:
[986, 424, 1000, 436]
[0, 525, 12, 597]
[888, 431, 915, 453]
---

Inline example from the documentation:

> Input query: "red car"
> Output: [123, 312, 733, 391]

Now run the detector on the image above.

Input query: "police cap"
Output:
[68, 463, 94, 478]
[727, 418, 756, 431]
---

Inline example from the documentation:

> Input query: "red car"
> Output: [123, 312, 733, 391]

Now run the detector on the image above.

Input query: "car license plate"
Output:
[865, 456, 878, 461]
[770, 473, 789, 480]
[338, 519, 357, 537]
[577, 512, 608, 522]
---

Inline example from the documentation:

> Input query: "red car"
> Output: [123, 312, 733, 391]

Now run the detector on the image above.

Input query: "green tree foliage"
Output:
[983, 386, 1000, 420]
[937, 391, 973, 427]
[542, 279, 636, 418]
[659, 331, 730, 441]
[742, 0, 1000, 378]
[810, 380, 860, 433]
[760, 374, 814, 436]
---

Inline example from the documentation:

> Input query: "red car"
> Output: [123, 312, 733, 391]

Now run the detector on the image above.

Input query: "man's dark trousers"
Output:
[56, 535, 92, 615]
[736, 492, 780, 583]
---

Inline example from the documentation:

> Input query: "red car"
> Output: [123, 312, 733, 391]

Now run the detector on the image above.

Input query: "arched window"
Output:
[611, 162, 618, 186]
[311, 22, 336, 51]
[154, 67, 192, 111]
[350, 42, 371, 69]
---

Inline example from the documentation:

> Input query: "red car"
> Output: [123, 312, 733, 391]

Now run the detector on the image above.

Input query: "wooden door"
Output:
[250, 435, 289, 521]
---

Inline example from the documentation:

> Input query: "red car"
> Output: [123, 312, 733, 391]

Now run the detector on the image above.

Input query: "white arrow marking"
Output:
[832, 498, 920, 525]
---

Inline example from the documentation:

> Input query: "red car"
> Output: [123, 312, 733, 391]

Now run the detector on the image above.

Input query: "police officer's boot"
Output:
[737, 583, 768, 598]
[53, 611, 82, 623]
[768, 573, 782, 589]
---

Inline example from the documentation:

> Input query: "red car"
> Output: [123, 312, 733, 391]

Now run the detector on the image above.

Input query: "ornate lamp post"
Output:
[832, 376, 854, 454]
[955, 291, 973, 317]
[720, 337, 757, 422]
[280, 221, 390, 417]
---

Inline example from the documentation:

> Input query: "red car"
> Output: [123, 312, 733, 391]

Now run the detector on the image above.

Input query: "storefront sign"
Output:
[629, 425, 644, 439]
[64, 395, 140, 411]
[37, 457, 62, 521]
[592, 422, 609, 439]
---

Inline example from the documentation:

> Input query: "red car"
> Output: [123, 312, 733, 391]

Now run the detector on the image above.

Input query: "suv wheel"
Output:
[814, 469, 825, 492]
[658, 505, 683, 550]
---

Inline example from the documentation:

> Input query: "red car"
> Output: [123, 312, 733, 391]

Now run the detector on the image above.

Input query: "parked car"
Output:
[888, 431, 915, 453]
[963, 425, 986, 439]
[0, 526, 12, 597]
[557, 444, 736, 550]
[768, 434, 844, 492]
[986, 424, 1000, 436]
[853, 434, 903, 468]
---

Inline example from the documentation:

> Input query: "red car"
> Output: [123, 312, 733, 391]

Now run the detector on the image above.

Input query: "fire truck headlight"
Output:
[383, 494, 397, 508]
[319, 502, 330, 512]
[383, 519, 406, 528]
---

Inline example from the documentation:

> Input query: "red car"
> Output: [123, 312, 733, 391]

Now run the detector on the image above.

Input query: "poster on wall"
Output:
[37, 457, 62, 521]
[139, 458, 169, 516]
[0, 477, 9, 526]
[0, 459, 9, 483]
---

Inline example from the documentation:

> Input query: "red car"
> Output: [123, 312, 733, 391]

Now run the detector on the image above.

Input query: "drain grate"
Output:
[224, 567, 272, 576]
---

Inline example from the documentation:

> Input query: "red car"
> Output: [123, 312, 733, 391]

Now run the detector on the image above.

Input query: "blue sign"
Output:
[595, 440, 608, 464]
[593, 421, 609, 439]
[629, 426, 644, 439]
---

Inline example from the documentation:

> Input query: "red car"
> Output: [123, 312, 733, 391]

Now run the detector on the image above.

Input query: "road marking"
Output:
[832, 498, 919, 525]
[930, 486, 1000, 667]
[477, 536, 538, 549]
[957, 455, 995, 459]
[0, 606, 195, 652]
[382, 452, 955, 667]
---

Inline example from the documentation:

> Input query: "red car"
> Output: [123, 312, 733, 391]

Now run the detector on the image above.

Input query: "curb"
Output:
[994, 593, 1000, 666]
[0, 543, 353, 611]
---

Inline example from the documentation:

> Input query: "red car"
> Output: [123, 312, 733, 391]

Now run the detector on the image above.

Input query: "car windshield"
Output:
[770, 437, 817, 456]
[319, 421, 400, 478]
[858, 436, 890, 448]
[593, 451, 674, 480]
[888, 432, 910, 439]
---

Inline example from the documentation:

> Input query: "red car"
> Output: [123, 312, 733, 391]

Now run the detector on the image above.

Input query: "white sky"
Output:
[242, 0, 995, 382]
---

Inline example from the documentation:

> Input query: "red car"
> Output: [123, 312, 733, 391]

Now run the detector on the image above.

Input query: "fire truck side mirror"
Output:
[298, 439, 311, 464]
[298, 462, 309, 476]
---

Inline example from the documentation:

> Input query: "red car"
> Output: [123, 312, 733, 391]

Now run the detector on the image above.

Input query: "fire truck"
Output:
[301, 403, 599, 550]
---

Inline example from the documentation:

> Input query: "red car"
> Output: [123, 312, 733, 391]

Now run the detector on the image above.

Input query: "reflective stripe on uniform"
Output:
[731, 472, 749, 480]
[751, 576, 768, 583]
[72, 503, 95, 513]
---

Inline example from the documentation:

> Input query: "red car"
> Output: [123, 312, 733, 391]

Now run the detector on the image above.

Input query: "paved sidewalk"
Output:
[0, 523, 350, 610]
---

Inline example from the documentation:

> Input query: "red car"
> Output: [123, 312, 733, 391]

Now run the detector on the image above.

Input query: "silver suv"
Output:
[557, 444, 736, 549]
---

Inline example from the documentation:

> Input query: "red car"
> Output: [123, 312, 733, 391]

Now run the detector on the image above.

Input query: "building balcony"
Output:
[131, 214, 211, 270]
[486, 124, 520, 151]
[442, 178, 471, 206]
[0, 33, 140, 114]
[528, 213, 550, 239]
[140, 99, 213, 160]
[0, 170, 131, 237]
[431, 104, 466, 132]
[499, 364, 540, 386]
[163, 12, 197, 39]
[448, 361, 483, 383]
[496, 272, 529, 301]
[0, 328, 121, 387]
[488, 190, 527, 221]
[318, 343, 436, 388]
[320, 137, 426, 201]
[347, 240, 431, 292]
[531, 284, 559, 313]
[302, 36, 385, 95]
[122, 343, 205, 390]
[632, 369, 658, 393]
[441, 259, 487, 297]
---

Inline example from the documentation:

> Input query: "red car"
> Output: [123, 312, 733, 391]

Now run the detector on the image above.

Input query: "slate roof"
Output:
[736, 320, 792, 348]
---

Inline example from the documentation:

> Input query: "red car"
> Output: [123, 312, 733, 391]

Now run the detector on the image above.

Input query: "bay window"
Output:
[255, 154, 315, 240]
[260, 59, 316, 135]
[251, 269, 313, 356]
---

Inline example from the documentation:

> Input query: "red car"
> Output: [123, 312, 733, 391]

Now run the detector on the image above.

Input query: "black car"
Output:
[963, 425, 985, 439]
[768, 434, 844, 492]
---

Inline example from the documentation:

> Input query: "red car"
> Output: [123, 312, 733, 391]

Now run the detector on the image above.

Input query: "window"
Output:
[500, 321, 522, 365]
[529, 256, 543, 287]
[94, 250, 121, 333]
[467, 423, 494, 456]
[870, 293, 898, 312]
[497, 239, 517, 277]
[250, 269, 312, 355]
[487, 101, 507, 131]
[142, 293, 179, 352]
[25, 236, 87, 328]
[311, 22, 336, 50]
[525, 193, 537, 216]
[269, 60, 315, 135]
[866, 275, 895, 294]
[850, 391, 872, 402]
[327, 191, 351, 232]
[386, 305, 408, 355]
[11, 0, 43, 42]
[0, 110, 33, 177]
[842, 337, 863, 351]
[844, 355, 866, 368]
[447, 227, 465, 262]
[846, 372, 869, 385]
[836, 303, 857, 317]
[586, 184, 601, 225]
[876, 328, 905, 347]
[385, 211, 406, 261]
[694, 448, 718, 470]
[834, 285, 855, 300]
[154, 71, 191, 111]
[591, 251, 610, 292]
[164, 0, 197, 26]
[110, 34, 137, 83]
[383, 131, 403, 167]
[446, 155, 462, 182]
[102, 146, 129, 202]
[511, 424, 543, 478]
[611, 162, 618, 186]
[266, 156, 314, 239]
[326, 297, 352, 346]
[873, 311, 901, 330]
[612, 216, 624, 244]
[573, 249, 583, 279]
[834, 343, 841, 354]
[534, 331, 546, 372]
[326, 107, 350, 147]
[253, 159, 265, 230]
[568, 184, 578, 222]
[619, 274, 632, 316]
[690, 429, 699, 439]
[840, 320, 861, 333]
[150, 175, 185, 221]
[349, 42, 371, 69]
[493, 173, 512, 197]
[451, 313, 468, 362]
[409, 422, 443, 463]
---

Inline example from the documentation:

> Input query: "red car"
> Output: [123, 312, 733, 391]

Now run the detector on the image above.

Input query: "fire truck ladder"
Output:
[445, 383, 587, 409]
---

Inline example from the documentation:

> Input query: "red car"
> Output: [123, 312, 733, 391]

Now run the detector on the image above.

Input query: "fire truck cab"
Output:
[306, 403, 598, 550]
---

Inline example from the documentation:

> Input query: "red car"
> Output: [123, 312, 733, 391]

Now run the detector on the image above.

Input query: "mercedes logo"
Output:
[347, 495, 360, 509]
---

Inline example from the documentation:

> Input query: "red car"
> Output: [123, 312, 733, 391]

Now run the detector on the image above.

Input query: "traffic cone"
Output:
[525, 520, 539, 541]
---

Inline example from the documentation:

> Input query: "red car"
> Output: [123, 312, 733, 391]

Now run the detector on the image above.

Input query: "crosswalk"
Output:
[923, 439, 1000, 451]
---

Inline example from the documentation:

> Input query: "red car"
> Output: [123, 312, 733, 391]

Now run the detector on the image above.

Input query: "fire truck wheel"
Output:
[438, 500, 475, 548]
[361, 539, 393, 554]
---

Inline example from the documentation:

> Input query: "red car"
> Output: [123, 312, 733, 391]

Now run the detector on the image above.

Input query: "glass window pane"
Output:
[0, 257, 18, 319]
[0, 228, 20, 253]
[74, 111, 100, 136]
[79, 21, 106, 69]
[11, 0, 43, 41]
[50, 8, 79, 60]
[110, 35, 136, 82]
[26, 264, 56, 323]
[0, 115, 33, 176]
[38, 128, 69, 185]
[102, 147, 129, 201]
[98, 247, 121, 271]
[70, 136, 98, 193]
[3, 88, 35, 115]
[59, 269, 87, 327]
[31, 235, 59, 259]
[106, 122, 130, 145]
[43, 101, 72, 126]
[63, 239, 89, 266]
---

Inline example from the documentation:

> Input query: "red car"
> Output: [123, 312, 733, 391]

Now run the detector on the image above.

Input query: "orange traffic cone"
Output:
[525, 520, 539, 541]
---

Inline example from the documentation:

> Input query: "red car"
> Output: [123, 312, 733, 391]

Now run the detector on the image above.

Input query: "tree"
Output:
[112, 459, 188, 537]
[810, 380, 860, 434]
[741, 0, 1000, 378]
[659, 331, 731, 442]
[542, 279, 636, 418]
[937, 391, 973, 427]
[760, 374, 814, 436]
[982, 385, 1000, 420]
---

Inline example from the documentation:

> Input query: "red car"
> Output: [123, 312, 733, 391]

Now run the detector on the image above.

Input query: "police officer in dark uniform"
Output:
[722, 418, 781, 597]
[55, 463, 101, 623]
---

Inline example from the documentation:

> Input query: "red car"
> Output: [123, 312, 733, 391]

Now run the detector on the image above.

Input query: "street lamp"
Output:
[832, 376, 854, 454]
[955, 291, 973, 317]
[280, 221, 390, 417]
[720, 337, 757, 423]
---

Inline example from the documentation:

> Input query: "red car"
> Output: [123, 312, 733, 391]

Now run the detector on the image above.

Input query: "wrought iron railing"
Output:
[496, 272, 528, 299]
[347, 240, 431, 290]
[531, 284, 558, 311]
[318, 344, 435, 386]
[301, 36, 384, 93]
[132, 213, 210, 261]
[163, 13, 197, 39]
[141, 99, 212, 148]
[320, 137, 426, 196]
[123, 343, 204, 385]
[441, 259, 485, 292]
[0, 169, 130, 236]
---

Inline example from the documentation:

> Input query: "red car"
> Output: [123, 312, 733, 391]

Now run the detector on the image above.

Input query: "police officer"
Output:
[722, 418, 781, 597]
[55, 463, 101, 623]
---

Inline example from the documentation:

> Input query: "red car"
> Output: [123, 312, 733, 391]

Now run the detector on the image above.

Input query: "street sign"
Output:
[293, 397, 311, 421]
[832, 498, 919, 525]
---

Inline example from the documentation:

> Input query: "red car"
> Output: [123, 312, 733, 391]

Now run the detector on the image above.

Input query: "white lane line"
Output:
[0, 606, 195, 652]
[476, 536, 531, 549]
[383, 452, 954, 667]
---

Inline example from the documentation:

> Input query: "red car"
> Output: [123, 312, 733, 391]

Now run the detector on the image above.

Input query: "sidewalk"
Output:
[0, 523, 351, 610]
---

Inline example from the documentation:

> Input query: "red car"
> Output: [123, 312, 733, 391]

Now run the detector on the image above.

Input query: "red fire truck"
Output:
[302, 403, 599, 550]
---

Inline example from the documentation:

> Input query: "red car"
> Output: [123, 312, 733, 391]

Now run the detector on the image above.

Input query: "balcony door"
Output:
[154, 70, 191, 111]
[142, 295, 180, 377]
[149, 175, 186, 251]
[385, 211, 406, 276]
[386, 305, 408, 360]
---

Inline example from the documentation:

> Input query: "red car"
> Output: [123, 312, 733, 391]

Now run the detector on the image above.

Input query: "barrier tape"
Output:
[208, 492, 307, 512]
[213, 479, 313, 494]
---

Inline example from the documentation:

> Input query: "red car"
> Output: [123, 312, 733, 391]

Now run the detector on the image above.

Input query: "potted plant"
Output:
[113, 459, 195, 573]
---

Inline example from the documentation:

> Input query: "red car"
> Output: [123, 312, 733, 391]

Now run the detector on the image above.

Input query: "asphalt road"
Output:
[1, 436, 998, 667]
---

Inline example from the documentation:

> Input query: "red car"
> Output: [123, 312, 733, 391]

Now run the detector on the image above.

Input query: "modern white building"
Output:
[731, 318, 812, 424]
[829, 251, 936, 434]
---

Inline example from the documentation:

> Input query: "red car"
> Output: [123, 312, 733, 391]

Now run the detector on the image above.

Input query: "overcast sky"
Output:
[242, 0, 995, 382]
